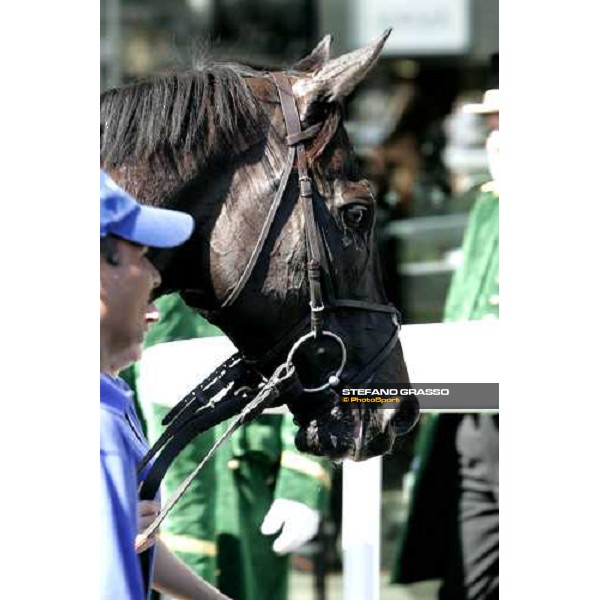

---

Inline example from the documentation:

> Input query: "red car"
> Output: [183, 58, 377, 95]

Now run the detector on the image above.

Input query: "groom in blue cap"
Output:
[100, 170, 230, 600]
[100, 169, 194, 599]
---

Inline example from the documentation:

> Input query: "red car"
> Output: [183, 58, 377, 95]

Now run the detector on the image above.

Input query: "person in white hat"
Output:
[464, 52, 499, 190]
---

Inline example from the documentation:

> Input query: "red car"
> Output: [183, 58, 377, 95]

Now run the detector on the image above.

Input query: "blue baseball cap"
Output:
[100, 170, 194, 248]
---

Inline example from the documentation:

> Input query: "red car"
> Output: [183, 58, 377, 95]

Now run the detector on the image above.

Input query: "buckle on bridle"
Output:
[310, 302, 325, 313]
[299, 175, 312, 197]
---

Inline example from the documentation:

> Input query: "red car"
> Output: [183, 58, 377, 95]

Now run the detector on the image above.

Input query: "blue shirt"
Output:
[100, 374, 156, 600]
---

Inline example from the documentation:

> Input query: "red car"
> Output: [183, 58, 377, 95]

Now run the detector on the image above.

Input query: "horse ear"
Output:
[292, 35, 332, 73]
[294, 29, 391, 107]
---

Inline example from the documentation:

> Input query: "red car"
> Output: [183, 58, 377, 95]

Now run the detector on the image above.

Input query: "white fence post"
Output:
[342, 457, 381, 600]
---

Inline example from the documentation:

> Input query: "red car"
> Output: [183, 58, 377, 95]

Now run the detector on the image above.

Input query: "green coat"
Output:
[392, 181, 499, 585]
[133, 294, 330, 600]
[215, 414, 330, 600]
[444, 181, 499, 322]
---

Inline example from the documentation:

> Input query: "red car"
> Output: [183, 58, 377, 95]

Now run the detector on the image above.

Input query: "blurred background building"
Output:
[101, 2, 498, 598]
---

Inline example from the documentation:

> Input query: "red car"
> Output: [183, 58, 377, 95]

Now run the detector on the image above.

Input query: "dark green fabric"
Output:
[143, 293, 223, 345]
[214, 413, 330, 600]
[216, 419, 289, 600]
[275, 414, 330, 513]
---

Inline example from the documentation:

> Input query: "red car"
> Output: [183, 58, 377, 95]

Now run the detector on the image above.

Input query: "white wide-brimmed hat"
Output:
[463, 89, 499, 115]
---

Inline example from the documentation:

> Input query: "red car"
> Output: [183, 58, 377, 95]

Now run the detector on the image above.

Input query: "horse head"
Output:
[100, 30, 419, 462]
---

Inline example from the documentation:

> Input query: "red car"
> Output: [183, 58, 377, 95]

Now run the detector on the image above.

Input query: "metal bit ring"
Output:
[285, 330, 347, 393]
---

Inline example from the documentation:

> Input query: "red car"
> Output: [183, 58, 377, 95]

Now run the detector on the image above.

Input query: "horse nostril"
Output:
[356, 430, 394, 461]
[391, 398, 420, 436]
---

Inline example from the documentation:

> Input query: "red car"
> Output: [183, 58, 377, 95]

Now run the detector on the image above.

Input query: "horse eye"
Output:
[342, 204, 369, 228]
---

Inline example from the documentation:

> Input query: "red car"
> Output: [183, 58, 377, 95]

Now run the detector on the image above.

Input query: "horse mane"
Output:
[100, 64, 270, 170]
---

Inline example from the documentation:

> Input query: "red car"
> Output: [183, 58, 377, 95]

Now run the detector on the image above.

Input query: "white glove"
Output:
[260, 498, 320, 555]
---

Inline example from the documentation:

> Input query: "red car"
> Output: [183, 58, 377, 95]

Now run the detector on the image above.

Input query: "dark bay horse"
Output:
[100, 30, 419, 461]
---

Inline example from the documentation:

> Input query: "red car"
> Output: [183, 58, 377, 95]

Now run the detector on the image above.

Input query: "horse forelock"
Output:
[100, 65, 270, 174]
